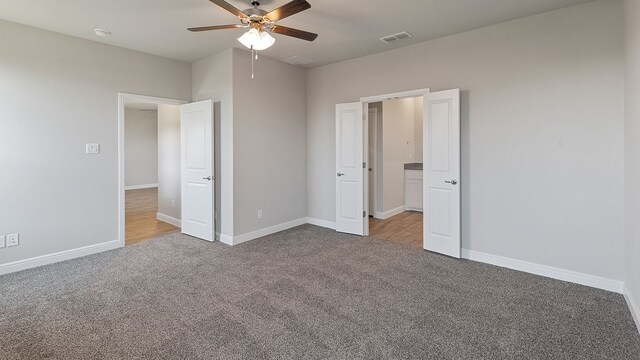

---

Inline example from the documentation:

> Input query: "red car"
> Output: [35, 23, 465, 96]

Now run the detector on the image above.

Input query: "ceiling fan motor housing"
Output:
[244, 7, 268, 20]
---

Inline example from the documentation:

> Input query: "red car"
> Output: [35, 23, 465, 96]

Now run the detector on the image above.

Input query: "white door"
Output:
[181, 100, 214, 241]
[423, 89, 461, 258]
[335, 102, 365, 235]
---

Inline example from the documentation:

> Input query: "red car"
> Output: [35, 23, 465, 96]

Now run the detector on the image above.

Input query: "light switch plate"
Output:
[86, 143, 100, 154]
[7, 233, 19, 247]
[0, 235, 5, 248]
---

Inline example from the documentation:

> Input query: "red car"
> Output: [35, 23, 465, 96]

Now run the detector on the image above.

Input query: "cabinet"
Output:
[405, 170, 423, 211]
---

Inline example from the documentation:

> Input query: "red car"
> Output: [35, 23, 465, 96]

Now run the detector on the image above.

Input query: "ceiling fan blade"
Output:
[270, 25, 318, 41]
[188, 24, 244, 32]
[209, 0, 248, 19]
[265, 0, 311, 22]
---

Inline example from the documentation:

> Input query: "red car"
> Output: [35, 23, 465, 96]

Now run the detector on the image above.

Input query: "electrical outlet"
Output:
[6, 233, 18, 247]
[257, 210, 263, 219]
[171, 199, 175, 208]
[0, 235, 5, 249]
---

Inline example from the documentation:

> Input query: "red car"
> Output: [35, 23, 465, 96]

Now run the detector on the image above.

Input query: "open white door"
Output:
[181, 100, 214, 242]
[335, 102, 365, 235]
[423, 89, 461, 258]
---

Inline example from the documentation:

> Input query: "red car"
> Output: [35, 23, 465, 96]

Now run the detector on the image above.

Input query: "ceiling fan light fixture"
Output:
[238, 28, 275, 51]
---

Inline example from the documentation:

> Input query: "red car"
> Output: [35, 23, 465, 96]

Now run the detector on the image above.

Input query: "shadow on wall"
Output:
[214, 101, 222, 237]
[461, 90, 471, 250]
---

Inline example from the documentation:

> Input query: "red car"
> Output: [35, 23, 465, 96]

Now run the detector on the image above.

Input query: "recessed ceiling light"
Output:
[94, 29, 112, 37]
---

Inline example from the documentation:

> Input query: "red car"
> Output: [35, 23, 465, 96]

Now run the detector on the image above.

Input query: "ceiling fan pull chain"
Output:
[251, 47, 255, 79]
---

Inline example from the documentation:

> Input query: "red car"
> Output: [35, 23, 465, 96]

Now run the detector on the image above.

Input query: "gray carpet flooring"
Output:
[1, 224, 639, 359]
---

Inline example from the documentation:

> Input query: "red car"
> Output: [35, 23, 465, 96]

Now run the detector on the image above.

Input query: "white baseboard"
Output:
[375, 206, 405, 220]
[0, 239, 121, 276]
[216, 232, 234, 245]
[462, 249, 624, 293]
[125, 183, 158, 191]
[624, 285, 640, 333]
[305, 217, 336, 229]
[156, 213, 181, 227]
[404, 206, 423, 212]
[228, 218, 307, 246]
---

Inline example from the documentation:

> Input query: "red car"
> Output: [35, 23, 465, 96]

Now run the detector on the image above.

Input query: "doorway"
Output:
[335, 88, 462, 258]
[118, 94, 187, 247]
[367, 97, 424, 248]
[120, 96, 185, 245]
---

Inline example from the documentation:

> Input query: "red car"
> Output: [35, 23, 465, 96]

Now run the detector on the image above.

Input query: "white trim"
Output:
[125, 183, 158, 191]
[156, 213, 181, 228]
[118, 93, 188, 248]
[462, 249, 624, 293]
[306, 217, 337, 229]
[375, 206, 405, 220]
[624, 285, 640, 333]
[0, 240, 120, 276]
[404, 206, 423, 212]
[217, 233, 234, 245]
[228, 218, 307, 246]
[360, 88, 431, 103]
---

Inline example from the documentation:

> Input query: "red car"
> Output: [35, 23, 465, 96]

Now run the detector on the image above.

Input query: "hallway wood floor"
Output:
[369, 211, 423, 248]
[126, 187, 179, 245]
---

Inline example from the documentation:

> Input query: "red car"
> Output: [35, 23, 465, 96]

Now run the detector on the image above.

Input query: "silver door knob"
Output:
[445, 179, 457, 185]
[203, 176, 212, 181]
[337, 173, 345, 177]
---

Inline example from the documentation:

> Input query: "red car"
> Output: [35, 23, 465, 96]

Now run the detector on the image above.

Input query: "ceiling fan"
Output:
[188, 0, 318, 50]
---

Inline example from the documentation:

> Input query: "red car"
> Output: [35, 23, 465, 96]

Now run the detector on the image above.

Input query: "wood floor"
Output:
[125, 187, 179, 245]
[369, 211, 423, 248]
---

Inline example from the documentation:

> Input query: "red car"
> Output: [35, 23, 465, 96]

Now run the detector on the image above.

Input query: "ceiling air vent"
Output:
[380, 31, 413, 44]
[282, 55, 315, 66]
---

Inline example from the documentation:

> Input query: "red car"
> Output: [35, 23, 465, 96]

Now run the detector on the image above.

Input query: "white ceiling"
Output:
[0, 0, 594, 67]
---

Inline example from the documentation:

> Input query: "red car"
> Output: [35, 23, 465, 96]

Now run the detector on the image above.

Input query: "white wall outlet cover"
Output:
[257, 210, 263, 219]
[0, 235, 5, 248]
[7, 233, 19, 247]
[86, 143, 100, 154]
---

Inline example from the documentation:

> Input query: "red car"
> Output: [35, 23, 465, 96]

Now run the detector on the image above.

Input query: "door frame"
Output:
[358, 88, 431, 237]
[117, 93, 187, 248]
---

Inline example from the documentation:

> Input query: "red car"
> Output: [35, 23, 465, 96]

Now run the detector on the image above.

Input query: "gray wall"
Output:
[0, 19, 191, 265]
[232, 48, 307, 236]
[370, 102, 384, 215]
[624, 0, 640, 324]
[124, 109, 158, 187]
[157, 104, 181, 221]
[306, 0, 625, 280]
[381, 98, 416, 213]
[414, 97, 424, 163]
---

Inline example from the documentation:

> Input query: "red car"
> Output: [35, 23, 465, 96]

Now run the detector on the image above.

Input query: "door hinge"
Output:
[363, 162, 366, 169]
[363, 211, 366, 218]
